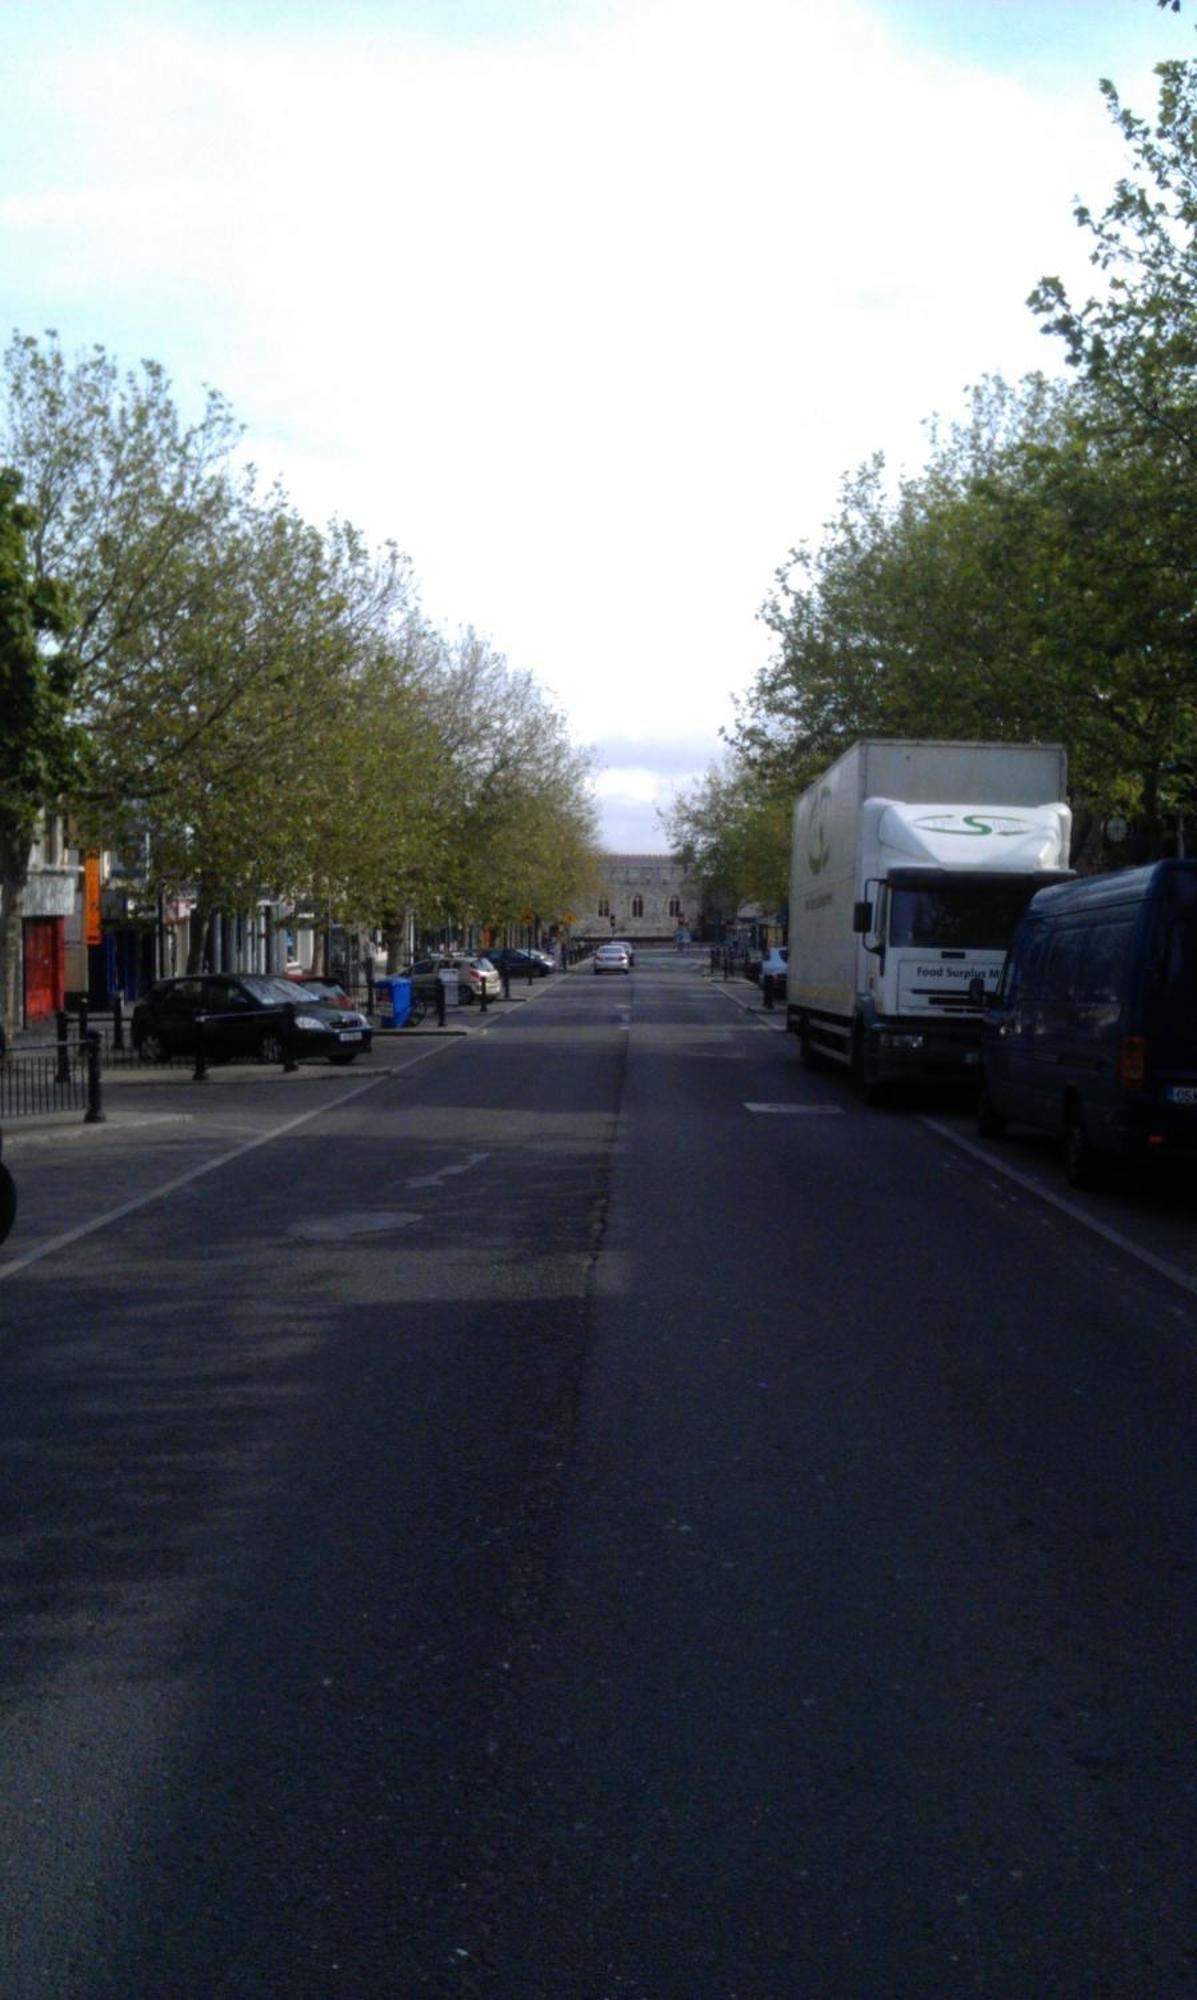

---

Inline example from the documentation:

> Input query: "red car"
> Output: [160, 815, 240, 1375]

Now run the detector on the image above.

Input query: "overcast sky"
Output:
[2, 0, 1191, 848]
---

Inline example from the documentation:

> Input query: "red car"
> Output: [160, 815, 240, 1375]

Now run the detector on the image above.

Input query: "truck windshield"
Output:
[889, 877, 1049, 950]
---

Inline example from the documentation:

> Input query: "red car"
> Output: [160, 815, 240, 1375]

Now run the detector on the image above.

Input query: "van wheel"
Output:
[1063, 1102, 1104, 1191]
[976, 1076, 1006, 1139]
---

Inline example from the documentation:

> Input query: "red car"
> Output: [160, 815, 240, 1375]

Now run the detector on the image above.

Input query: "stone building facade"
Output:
[574, 854, 700, 943]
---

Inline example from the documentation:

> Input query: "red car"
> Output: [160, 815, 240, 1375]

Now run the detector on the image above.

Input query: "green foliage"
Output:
[729, 58, 1197, 873]
[0, 331, 602, 964]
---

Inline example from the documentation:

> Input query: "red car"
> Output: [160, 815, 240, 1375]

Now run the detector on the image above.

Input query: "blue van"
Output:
[976, 859, 1197, 1187]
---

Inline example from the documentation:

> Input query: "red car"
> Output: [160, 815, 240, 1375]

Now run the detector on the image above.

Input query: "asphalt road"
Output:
[1, 954, 1194, 1998]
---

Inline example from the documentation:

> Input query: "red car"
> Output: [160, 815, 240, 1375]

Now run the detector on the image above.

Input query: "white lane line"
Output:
[0, 1063, 417, 1283]
[923, 1116, 1197, 1303]
[745, 1103, 845, 1116]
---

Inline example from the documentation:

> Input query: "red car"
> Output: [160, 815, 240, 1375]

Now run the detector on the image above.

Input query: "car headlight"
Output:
[294, 1013, 325, 1031]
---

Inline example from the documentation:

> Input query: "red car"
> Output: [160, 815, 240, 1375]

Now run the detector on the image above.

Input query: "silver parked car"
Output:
[594, 942, 631, 974]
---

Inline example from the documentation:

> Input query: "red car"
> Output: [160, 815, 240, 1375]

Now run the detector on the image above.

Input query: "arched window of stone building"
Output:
[632, 895, 644, 918]
[598, 896, 610, 917]
[668, 896, 681, 917]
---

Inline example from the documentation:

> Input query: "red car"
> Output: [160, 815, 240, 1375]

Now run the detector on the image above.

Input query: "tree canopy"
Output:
[0, 331, 600, 1014]
[686, 54, 1197, 912]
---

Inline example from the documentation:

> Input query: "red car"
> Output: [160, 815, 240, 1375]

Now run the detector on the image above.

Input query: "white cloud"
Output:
[0, 0, 1181, 847]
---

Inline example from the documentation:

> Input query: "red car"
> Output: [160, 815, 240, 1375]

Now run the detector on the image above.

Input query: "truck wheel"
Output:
[852, 1029, 887, 1106]
[799, 1019, 827, 1072]
[0, 1160, 16, 1245]
[1063, 1101, 1105, 1191]
[976, 1077, 1007, 1140]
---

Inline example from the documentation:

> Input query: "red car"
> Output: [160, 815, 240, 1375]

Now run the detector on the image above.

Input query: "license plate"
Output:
[1166, 1085, 1197, 1104]
[338, 1030, 364, 1043]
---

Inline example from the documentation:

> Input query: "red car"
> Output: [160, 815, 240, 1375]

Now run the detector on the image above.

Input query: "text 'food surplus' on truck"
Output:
[785, 739, 1072, 1097]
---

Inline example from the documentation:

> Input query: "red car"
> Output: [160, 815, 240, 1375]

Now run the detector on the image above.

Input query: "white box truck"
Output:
[786, 739, 1071, 1092]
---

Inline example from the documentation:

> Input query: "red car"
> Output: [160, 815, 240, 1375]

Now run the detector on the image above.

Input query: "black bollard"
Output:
[193, 1013, 210, 1081]
[283, 1006, 299, 1073]
[78, 996, 89, 1045]
[436, 977, 447, 1028]
[501, 963, 511, 1001]
[763, 975, 775, 1010]
[56, 1009, 71, 1087]
[480, 976, 489, 1013]
[84, 1031, 106, 1122]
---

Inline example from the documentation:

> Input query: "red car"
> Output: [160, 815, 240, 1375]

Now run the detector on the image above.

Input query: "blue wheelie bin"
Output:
[374, 975, 413, 1028]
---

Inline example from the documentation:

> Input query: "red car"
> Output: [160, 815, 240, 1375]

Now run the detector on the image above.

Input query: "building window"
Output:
[668, 896, 681, 918]
[598, 896, 610, 917]
[632, 895, 644, 918]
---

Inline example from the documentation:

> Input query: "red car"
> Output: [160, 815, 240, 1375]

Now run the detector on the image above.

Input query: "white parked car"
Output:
[594, 942, 632, 975]
[759, 946, 788, 1002]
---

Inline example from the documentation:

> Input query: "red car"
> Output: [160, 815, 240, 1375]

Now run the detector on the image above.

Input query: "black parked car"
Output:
[486, 948, 553, 980]
[131, 975, 372, 1065]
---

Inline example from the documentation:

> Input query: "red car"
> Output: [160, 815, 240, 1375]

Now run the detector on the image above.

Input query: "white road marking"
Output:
[0, 1062, 422, 1283]
[744, 1103, 845, 1115]
[923, 1116, 1197, 1302]
[405, 1152, 491, 1190]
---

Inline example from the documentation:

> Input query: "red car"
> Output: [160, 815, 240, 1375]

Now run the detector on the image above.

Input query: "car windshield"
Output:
[242, 976, 315, 1005]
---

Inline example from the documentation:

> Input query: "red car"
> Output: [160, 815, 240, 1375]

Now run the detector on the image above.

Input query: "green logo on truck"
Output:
[911, 812, 1036, 837]
[807, 787, 832, 874]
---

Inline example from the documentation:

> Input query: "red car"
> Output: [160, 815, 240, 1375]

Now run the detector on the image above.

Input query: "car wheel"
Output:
[976, 1076, 1007, 1140]
[1063, 1100, 1105, 1190]
[259, 1029, 286, 1066]
[138, 1029, 167, 1064]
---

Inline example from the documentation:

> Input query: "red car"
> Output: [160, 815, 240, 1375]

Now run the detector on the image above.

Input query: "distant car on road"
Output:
[132, 975, 372, 1065]
[594, 942, 631, 975]
[487, 948, 553, 981]
[610, 939, 636, 966]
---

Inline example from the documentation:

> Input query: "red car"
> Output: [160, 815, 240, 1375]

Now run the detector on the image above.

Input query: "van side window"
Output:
[1042, 927, 1083, 1003]
[1072, 921, 1133, 1007]
[1012, 928, 1050, 1004]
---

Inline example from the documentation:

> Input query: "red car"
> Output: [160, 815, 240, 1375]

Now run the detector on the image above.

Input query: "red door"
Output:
[23, 917, 65, 1024]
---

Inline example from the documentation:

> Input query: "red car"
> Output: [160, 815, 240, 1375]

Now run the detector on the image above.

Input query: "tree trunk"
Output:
[0, 817, 33, 1038]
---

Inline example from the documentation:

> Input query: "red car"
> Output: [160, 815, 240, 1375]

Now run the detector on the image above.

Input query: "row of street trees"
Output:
[0, 332, 601, 1025]
[668, 55, 1197, 911]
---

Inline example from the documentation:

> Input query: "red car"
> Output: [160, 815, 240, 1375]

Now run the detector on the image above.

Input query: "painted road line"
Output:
[0, 1046, 453, 1284]
[923, 1116, 1197, 1304]
[745, 1103, 845, 1115]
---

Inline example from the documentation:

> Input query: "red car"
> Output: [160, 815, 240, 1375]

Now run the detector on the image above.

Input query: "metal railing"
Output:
[0, 1027, 104, 1123]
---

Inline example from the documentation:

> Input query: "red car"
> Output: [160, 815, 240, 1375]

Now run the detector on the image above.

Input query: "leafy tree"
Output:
[0, 468, 75, 1029]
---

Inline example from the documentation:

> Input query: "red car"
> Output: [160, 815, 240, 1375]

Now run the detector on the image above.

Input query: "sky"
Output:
[1, 0, 1192, 849]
